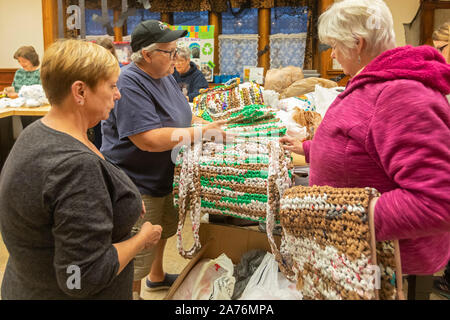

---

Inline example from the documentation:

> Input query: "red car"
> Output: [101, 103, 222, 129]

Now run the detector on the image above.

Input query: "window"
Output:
[222, 8, 258, 34]
[269, 7, 309, 69]
[219, 8, 259, 75]
[85, 9, 114, 35]
[271, 6, 308, 34]
[173, 11, 209, 26]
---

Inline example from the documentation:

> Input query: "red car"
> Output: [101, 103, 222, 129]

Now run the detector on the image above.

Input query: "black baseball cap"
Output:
[131, 20, 188, 52]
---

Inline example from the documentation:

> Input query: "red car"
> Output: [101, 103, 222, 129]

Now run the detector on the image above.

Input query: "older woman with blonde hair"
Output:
[281, 0, 450, 279]
[0, 39, 162, 299]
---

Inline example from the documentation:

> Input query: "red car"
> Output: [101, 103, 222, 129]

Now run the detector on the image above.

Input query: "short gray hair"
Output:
[130, 43, 159, 64]
[318, 0, 396, 58]
[176, 46, 191, 60]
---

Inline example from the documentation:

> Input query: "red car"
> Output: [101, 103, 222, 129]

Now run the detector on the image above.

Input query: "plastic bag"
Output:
[277, 94, 315, 112]
[276, 110, 308, 141]
[314, 84, 345, 118]
[18, 85, 49, 107]
[239, 252, 303, 300]
[261, 89, 280, 109]
[172, 253, 235, 300]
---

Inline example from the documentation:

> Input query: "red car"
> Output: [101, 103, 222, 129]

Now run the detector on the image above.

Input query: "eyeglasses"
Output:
[154, 48, 178, 59]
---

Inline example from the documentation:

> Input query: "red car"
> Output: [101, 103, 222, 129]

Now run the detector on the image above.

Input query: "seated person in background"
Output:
[9, 46, 41, 96]
[172, 46, 209, 102]
[4, 46, 42, 128]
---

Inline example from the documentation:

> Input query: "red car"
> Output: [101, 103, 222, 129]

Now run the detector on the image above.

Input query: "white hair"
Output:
[130, 43, 159, 64]
[318, 0, 396, 58]
[176, 46, 191, 60]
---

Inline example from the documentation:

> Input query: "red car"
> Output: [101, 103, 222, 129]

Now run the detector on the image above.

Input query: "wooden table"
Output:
[0, 104, 51, 119]
[0, 105, 51, 169]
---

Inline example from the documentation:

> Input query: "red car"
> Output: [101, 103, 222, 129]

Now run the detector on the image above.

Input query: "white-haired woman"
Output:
[281, 0, 450, 277]
[173, 46, 209, 102]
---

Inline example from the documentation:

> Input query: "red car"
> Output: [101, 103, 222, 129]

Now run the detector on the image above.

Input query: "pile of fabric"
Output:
[174, 82, 293, 258]
[0, 85, 49, 109]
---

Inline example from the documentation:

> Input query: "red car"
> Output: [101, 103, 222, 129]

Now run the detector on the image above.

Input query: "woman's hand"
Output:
[4, 87, 18, 99]
[280, 135, 305, 155]
[138, 222, 162, 250]
[203, 120, 235, 143]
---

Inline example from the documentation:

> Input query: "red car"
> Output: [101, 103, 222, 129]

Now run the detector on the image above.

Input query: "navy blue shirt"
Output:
[101, 63, 192, 196]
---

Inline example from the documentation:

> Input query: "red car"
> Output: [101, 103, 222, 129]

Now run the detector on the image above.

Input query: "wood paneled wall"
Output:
[42, 0, 58, 50]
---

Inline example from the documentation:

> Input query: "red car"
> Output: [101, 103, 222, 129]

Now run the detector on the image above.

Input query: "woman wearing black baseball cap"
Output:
[101, 20, 228, 299]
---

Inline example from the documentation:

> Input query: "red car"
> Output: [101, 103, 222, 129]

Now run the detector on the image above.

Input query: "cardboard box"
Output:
[165, 222, 281, 300]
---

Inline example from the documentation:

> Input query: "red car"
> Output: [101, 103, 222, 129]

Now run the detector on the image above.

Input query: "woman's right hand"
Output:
[203, 120, 236, 143]
[279, 135, 305, 155]
[138, 221, 162, 250]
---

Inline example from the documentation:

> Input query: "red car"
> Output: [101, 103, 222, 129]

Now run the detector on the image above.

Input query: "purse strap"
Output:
[176, 142, 202, 259]
[266, 140, 296, 280]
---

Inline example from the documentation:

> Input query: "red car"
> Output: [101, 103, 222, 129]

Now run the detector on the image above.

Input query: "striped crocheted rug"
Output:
[273, 185, 402, 300]
[174, 83, 293, 258]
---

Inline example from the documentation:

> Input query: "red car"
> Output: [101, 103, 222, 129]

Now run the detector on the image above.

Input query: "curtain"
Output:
[219, 34, 259, 75]
[269, 33, 307, 69]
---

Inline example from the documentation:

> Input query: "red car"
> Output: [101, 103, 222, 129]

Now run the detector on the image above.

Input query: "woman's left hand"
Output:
[280, 135, 304, 155]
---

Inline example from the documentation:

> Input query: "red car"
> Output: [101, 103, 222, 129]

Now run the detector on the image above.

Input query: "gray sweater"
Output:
[0, 120, 142, 299]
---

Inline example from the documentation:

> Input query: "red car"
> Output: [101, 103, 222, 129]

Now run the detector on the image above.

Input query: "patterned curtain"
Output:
[173, 11, 209, 25]
[270, 33, 307, 69]
[219, 34, 259, 75]
[126, 9, 160, 34]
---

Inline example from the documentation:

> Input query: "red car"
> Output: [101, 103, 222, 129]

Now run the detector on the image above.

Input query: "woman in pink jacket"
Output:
[281, 0, 450, 276]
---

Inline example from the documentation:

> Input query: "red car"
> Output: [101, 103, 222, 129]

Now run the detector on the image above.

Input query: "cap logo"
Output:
[158, 22, 167, 30]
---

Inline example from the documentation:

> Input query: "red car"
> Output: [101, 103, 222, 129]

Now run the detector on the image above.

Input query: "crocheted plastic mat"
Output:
[270, 185, 403, 300]
[174, 85, 293, 258]
[192, 81, 265, 122]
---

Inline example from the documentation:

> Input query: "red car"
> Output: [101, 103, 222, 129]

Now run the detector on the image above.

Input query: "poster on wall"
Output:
[168, 24, 215, 82]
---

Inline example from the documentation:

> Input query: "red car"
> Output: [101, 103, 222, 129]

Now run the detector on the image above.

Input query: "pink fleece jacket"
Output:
[303, 45, 450, 275]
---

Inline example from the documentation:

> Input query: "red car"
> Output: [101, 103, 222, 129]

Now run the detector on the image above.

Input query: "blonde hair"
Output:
[318, 0, 396, 58]
[432, 22, 450, 42]
[41, 39, 120, 105]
